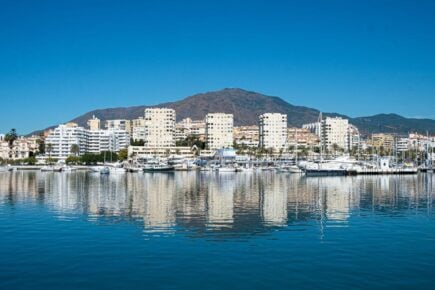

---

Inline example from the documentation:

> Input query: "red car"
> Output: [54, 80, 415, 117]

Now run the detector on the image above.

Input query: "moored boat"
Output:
[41, 165, 63, 172]
[143, 163, 174, 172]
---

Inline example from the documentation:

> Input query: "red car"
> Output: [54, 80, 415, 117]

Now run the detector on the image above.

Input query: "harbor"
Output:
[1, 169, 435, 289]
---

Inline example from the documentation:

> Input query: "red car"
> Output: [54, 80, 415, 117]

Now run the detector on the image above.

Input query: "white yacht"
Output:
[41, 165, 63, 172]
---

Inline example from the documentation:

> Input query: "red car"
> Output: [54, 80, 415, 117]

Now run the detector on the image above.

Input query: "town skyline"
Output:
[2, 87, 435, 136]
[1, 1, 435, 133]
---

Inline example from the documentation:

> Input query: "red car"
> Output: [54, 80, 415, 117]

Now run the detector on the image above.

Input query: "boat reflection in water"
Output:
[0, 171, 434, 238]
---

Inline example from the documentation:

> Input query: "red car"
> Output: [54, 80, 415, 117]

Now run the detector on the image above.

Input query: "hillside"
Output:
[30, 88, 435, 136]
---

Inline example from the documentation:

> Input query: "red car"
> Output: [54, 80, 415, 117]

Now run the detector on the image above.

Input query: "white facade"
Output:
[175, 118, 206, 141]
[205, 113, 233, 150]
[0, 136, 38, 160]
[105, 119, 131, 133]
[144, 108, 176, 148]
[45, 124, 88, 158]
[45, 124, 129, 159]
[259, 113, 287, 151]
[131, 117, 146, 142]
[322, 117, 349, 151]
[396, 137, 410, 152]
[87, 115, 101, 131]
[347, 124, 361, 150]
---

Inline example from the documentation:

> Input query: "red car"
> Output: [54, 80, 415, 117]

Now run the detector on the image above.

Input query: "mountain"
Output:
[30, 88, 435, 136]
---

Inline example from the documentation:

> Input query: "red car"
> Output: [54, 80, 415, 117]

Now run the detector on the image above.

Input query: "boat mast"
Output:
[319, 112, 323, 169]
[295, 128, 298, 165]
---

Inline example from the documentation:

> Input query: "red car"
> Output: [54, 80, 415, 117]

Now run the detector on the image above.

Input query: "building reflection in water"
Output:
[0, 171, 434, 237]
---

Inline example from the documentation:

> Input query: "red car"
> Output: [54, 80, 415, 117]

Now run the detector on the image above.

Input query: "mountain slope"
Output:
[31, 88, 435, 136]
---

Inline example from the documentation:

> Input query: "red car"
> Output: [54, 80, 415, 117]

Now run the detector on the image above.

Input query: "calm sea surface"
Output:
[1, 171, 435, 289]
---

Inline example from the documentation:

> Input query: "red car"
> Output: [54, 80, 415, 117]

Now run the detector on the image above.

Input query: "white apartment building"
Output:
[205, 113, 233, 150]
[45, 124, 89, 158]
[0, 135, 39, 160]
[234, 125, 259, 148]
[347, 124, 361, 150]
[259, 113, 287, 151]
[45, 123, 129, 159]
[322, 117, 349, 151]
[303, 117, 351, 151]
[87, 129, 129, 154]
[396, 137, 410, 152]
[105, 119, 131, 133]
[87, 115, 101, 131]
[131, 117, 146, 142]
[175, 118, 206, 141]
[144, 108, 176, 148]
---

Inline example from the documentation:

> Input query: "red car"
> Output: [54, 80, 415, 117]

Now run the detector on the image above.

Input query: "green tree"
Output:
[4, 128, 18, 158]
[332, 143, 339, 156]
[46, 143, 53, 164]
[36, 138, 45, 155]
[66, 156, 81, 165]
[130, 139, 145, 146]
[70, 144, 80, 156]
[24, 156, 37, 165]
[176, 135, 206, 149]
[118, 149, 128, 161]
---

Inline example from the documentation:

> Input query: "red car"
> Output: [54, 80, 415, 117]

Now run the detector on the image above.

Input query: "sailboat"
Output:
[289, 128, 303, 173]
[302, 113, 347, 176]
[99, 151, 110, 175]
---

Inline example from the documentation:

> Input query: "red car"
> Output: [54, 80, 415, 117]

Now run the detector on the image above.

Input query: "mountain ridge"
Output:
[29, 88, 435, 136]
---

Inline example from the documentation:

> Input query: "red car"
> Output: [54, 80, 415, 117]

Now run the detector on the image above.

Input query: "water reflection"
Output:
[0, 171, 434, 237]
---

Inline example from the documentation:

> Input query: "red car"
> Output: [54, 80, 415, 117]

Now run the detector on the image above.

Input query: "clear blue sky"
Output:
[1, 0, 434, 134]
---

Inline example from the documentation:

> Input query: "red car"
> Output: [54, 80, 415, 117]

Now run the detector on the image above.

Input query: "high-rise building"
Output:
[304, 117, 351, 151]
[105, 119, 131, 133]
[205, 113, 233, 150]
[87, 115, 101, 131]
[45, 124, 88, 158]
[259, 113, 288, 151]
[144, 108, 176, 148]
[131, 117, 146, 142]
[321, 117, 349, 151]
[347, 124, 361, 151]
[45, 122, 129, 159]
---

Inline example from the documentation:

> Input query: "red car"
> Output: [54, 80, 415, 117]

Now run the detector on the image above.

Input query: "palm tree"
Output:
[4, 128, 18, 159]
[46, 143, 53, 164]
[70, 144, 80, 156]
[332, 143, 339, 156]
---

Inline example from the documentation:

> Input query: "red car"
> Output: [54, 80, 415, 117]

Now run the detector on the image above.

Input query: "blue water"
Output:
[1, 171, 435, 289]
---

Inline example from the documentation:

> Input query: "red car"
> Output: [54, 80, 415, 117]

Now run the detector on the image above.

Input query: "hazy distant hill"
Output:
[30, 88, 435, 136]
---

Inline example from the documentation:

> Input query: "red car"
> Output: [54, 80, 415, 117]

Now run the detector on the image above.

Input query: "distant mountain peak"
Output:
[28, 89, 435, 136]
